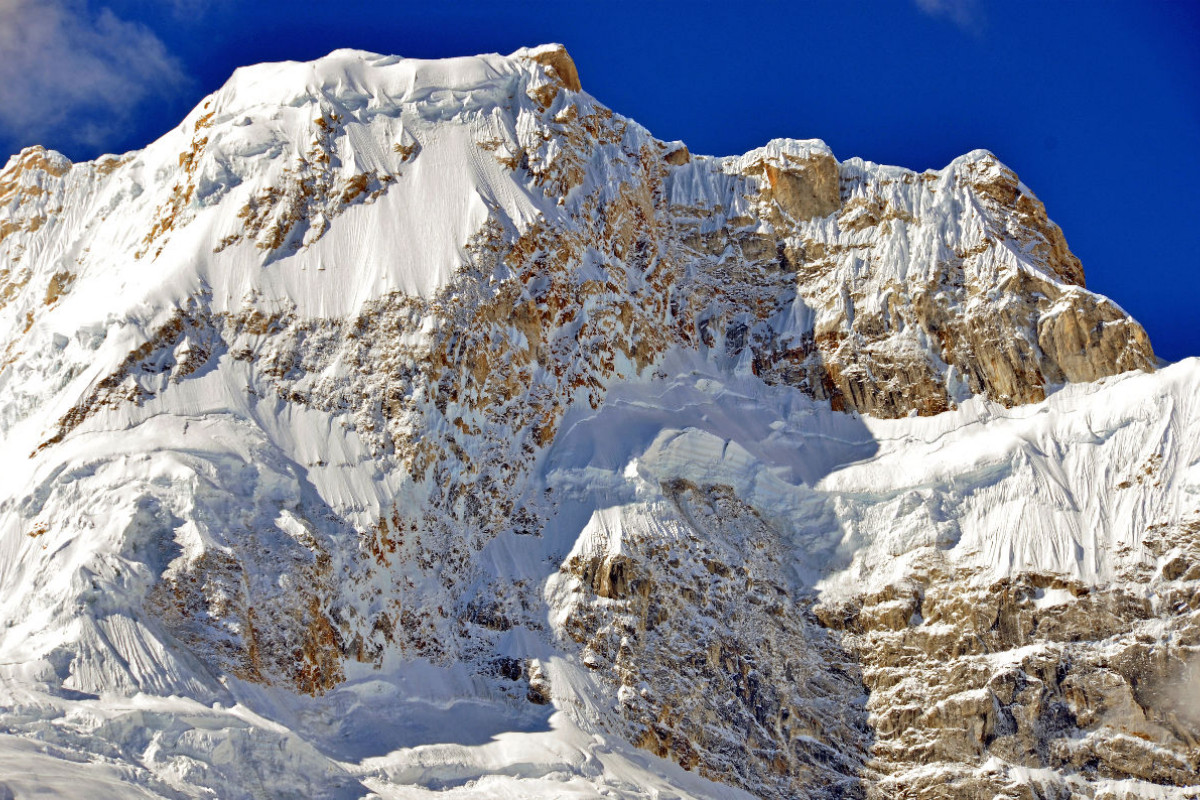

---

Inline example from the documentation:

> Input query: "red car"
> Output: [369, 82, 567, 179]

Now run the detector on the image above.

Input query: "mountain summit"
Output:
[0, 46, 1195, 799]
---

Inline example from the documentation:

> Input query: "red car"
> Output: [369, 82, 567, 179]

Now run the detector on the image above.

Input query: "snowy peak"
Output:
[0, 43, 1157, 443]
[191, 43, 581, 123]
[0, 45, 1188, 800]
[0, 44, 593, 332]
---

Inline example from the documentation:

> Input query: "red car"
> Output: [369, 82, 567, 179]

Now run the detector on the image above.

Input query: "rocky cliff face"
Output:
[819, 540, 1200, 796]
[0, 45, 1192, 800]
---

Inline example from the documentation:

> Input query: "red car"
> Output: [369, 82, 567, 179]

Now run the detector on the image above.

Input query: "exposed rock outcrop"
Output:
[554, 481, 872, 798]
[815, 534, 1200, 796]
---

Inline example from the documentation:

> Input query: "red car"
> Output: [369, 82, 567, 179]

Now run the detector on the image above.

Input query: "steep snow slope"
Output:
[0, 45, 1194, 799]
[1, 354, 1196, 798]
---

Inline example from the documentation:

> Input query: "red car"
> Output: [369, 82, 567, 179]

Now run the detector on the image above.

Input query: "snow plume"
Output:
[0, 0, 188, 156]
[162, 0, 221, 16]
[913, 0, 985, 34]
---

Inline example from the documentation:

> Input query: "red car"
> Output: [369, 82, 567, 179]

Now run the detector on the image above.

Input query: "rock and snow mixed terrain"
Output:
[0, 44, 1195, 798]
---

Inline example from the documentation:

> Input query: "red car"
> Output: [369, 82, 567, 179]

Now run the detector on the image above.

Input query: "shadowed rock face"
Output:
[812, 519, 1200, 798]
[555, 481, 873, 799]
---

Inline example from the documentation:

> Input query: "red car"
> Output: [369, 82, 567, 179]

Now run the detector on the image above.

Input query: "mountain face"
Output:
[0, 45, 1195, 799]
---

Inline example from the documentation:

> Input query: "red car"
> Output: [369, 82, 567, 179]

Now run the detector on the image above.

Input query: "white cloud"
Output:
[0, 0, 189, 155]
[913, 0, 985, 34]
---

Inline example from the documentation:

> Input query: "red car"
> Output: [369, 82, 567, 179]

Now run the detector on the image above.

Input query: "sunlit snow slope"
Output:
[0, 45, 1195, 799]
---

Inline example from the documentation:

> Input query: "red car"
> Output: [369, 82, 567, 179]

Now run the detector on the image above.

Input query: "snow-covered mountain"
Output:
[0, 45, 1195, 799]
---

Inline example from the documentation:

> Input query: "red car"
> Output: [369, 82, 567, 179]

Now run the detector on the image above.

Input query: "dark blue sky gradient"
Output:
[8, 1, 1199, 359]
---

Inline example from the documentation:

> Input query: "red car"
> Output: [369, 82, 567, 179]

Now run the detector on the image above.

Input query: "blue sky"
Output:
[2, 0, 1197, 360]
